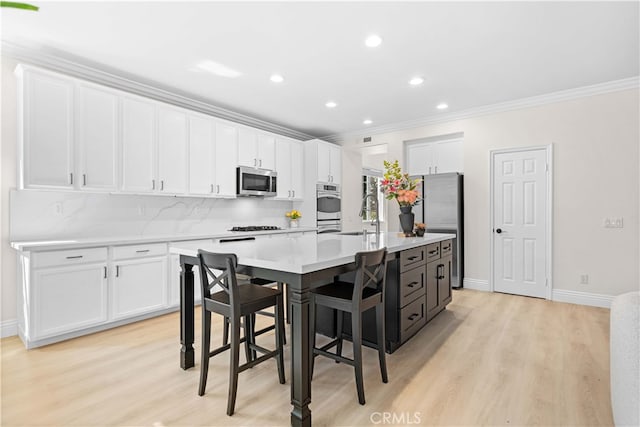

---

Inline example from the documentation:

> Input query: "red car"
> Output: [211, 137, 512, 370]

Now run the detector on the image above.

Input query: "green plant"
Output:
[0, 2, 39, 11]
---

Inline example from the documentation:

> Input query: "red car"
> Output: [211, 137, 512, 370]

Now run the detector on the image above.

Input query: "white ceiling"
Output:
[2, 1, 639, 139]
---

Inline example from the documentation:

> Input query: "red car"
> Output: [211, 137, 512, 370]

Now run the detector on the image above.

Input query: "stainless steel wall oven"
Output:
[316, 183, 341, 233]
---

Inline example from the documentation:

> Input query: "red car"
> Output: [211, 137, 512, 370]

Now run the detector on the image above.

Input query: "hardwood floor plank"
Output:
[1, 290, 614, 426]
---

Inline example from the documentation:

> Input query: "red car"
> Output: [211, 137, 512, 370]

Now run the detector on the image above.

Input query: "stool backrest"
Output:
[197, 250, 240, 310]
[352, 247, 388, 302]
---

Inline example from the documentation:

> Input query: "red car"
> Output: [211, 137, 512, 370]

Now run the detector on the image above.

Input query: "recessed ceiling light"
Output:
[437, 103, 449, 110]
[363, 119, 373, 125]
[270, 74, 284, 83]
[325, 101, 337, 108]
[409, 77, 424, 86]
[365, 34, 382, 47]
[193, 60, 242, 78]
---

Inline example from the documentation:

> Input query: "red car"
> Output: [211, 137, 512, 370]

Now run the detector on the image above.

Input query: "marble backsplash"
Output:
[10, 190, 294, 241]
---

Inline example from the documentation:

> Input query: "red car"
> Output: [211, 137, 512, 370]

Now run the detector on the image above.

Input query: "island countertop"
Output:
[169, 232, 455, 274]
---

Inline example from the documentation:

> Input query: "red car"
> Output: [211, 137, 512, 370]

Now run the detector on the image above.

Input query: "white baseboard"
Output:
[552, 289, 614, 308]
[1, 319, 18, 338]
[462, 278, 490, 292]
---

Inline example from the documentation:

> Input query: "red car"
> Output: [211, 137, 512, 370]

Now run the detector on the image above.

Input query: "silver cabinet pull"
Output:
[66, 255, 83, 259]
[254, 158, 257, 167]
[210, 184, 214, 193]
[70, 173, 74, 185]
[288, 190, 291, 197]
[135, 249, 150, 253]
[428, 166, 432, 174]
[103, 266, 107, 279]
[435, 166, 438, 174]
[216, 184, 220, 194]
[259, 159, 262, 167]
[116, 265, 120, 277]
[160, 180, 164, 190]
[82, 174, 87, 186]
[292, 190, 295, 198]
[152, 179, 156, 190]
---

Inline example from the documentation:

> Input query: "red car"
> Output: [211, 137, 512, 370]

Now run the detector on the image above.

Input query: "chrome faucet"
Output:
[360, 193, 380, 235]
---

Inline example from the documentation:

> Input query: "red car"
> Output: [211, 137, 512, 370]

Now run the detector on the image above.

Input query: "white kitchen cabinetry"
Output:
[188, 114, 215, 195]
[214, 122, 239, 197]
[121, 95, 156, 192]
[77, 83, 119, 191]
[317, 141, 342, 184]
[18, 66, 75, 189]
[111, 256, 168, 321]
[407, 138, 463, 175]
[275, 138, 304, 200]
[157, 106, 188, 194]
[238, 128, 275, 170]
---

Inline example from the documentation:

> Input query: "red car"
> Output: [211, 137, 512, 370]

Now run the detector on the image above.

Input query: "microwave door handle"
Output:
[319, 194, 341, 199]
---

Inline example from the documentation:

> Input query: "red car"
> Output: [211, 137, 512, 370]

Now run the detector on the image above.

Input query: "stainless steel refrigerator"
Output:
[412, 173, 464, 288]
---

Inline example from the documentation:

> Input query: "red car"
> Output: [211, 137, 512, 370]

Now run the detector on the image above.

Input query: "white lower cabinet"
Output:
[110, 256, 168, 320]
[31, 262, 108, 340]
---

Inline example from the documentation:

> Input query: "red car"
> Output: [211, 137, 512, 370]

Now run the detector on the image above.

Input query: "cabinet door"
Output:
[22, 70, 74, 189]
[438, 256, 453, 306]
[188, 115, 215, 195]
[121, 96, 156, 192]
[157, 106, 188, 194]
[290, 141, 304, 200]
[77, 84, 118, 190]
[257, 134, 276, 170]
[214, 122, 238, 197]
[407, 143, 435, 176]
[329, 144, 342, 184]
[317, 142, 331, 183]
[275, 138, 292, 199]
[111, 257, 168, 320]
[425, 262, 440, 321]
[32, 263, 108, 339]
[237, 128, 258, 167]
[434, 139, 463, 174]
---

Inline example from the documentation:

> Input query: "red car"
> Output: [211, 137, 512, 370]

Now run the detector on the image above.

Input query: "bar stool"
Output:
[310, 247, 389, 405]
[197, 250, 286, 416]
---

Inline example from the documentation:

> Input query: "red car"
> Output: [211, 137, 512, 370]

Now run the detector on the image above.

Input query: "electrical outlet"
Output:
[580, 274, 589, 285]
[52, 202, 63, 216]
[604, 217, 624, 228]
[137, 205, 145, 216]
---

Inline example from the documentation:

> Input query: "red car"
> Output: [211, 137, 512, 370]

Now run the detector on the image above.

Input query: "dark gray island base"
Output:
[327, 239, 454, 353]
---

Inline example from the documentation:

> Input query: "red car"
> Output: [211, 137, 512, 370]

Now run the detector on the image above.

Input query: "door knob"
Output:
[496, 228, 502, 234]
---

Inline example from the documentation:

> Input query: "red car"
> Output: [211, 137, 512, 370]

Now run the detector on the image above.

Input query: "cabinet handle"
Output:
[116, 265, 120, 277]
[160, 180, 164, 190]
[288, 190, 291, 197]
[66, 255, 83, 259]
[408, 313, 419, 321]
[437, 264, 445, 280]
[70, 173, 74, 185]
[435, 166, 438, 174]
[407, 255, 419, 261]
[259, 159, 262, 167]
[292, 190, 295, 198]
[103, 266, 107, 279]
[82, 174, 87, 186]
[428, 249, 439, 255]
[210, 184, 214, 193]
[152, 179, 156, 190]
[407, 281, 419, 288]
[254, 158, 257, 167]
[135, 249, 150, 253]
[216, 184, 220, 194]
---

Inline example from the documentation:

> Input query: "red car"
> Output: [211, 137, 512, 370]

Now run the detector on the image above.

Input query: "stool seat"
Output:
[209, 284, 281, 315]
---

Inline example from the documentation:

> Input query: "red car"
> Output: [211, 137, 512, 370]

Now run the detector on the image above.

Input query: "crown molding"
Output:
[2, 41, 315, 141]
[323, 76, 640, 144]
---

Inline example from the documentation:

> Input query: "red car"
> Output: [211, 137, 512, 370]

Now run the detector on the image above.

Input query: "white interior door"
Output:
[492, 147, 550, 298]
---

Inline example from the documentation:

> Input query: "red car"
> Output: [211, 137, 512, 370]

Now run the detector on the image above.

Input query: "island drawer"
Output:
[400, 246, 426, 271]
[32, 247, 108, 268]
[399, 265, 426, 307]
[112, 243, 167, 260]
[399, 296, 426, 343]
[440, 239, 453, 257]
[426, 242, 441, 262]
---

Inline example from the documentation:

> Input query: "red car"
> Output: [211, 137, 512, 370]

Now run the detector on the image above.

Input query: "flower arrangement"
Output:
[285, 209, 302, 220]
[415, 222, 426, 230]
[380, 160, 421, 207]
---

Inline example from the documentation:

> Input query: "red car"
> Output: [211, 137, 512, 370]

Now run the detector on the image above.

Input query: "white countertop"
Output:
[10, 227, 319, 252]
[170, 232, 456, 274]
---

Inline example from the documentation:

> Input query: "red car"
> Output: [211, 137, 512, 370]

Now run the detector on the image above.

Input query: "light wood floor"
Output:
[1, 290, 613, 426]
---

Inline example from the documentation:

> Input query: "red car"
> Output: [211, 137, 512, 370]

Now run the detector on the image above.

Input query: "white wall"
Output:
[342, 88, 640, 297]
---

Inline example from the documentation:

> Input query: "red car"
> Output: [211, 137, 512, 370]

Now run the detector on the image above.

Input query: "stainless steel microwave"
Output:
[236, 166, 277, 197]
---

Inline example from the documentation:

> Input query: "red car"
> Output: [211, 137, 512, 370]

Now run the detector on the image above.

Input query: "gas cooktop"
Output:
[230, 226, 282, 232]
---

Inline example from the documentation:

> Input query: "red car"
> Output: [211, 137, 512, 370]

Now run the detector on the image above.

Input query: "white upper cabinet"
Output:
[19, 67, 75, 189]
[317, 141, 341, 184]
[121, 96, 156, 192]
[238, 128, 276, 170]
[188, 114, 215, 195]
[77, 84, 118, 191]
[407, 137, 463, 176]
[275, 138, 304, 200]
[214, 122, 238, 197]
[157, 105, 188, 194]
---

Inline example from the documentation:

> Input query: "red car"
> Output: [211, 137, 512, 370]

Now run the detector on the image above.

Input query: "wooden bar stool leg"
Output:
[351, 311, 365, 405]
[198, 309, 211, 396]
[336, 310, 344, 362]
[275, 294, 286, 384]
[376, 303, 388, 383]
[222, 316, 229, 345]
[227, 315, 241, 416]
[244, 315, 254, 363]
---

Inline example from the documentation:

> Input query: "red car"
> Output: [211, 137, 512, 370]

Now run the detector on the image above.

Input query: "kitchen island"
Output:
[170, 231, 455, 427]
